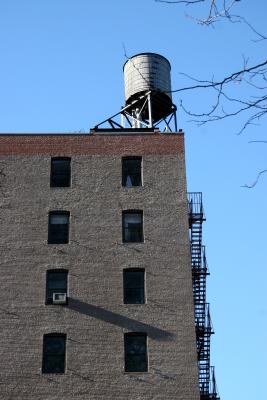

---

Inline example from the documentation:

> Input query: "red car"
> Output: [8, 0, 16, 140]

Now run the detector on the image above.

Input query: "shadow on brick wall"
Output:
[68, 298, 175, 341]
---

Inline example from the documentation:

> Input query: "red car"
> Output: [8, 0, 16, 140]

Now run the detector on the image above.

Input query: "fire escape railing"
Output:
[187, 192, 220, 400]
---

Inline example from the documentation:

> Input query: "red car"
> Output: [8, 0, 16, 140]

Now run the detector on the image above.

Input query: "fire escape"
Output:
[187, 192, 220, 400]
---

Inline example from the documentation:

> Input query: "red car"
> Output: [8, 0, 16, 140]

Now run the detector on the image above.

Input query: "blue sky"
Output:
[0, 1, 266, 398]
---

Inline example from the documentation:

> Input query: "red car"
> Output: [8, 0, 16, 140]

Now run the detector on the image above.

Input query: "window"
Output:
[50, 157, 71, 187]
[42, 334, 66, 374]
[124, 333, 148, 372]
[122, 211, 143, 243]
[122, 157, 142, 187]
[46, 270, 68, 304]
[123, 269, 145, 304]
[48, 211, 70, 244]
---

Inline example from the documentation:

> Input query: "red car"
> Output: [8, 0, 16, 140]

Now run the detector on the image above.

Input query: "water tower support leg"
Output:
[148, 93, 153, 128]
[121, 113, 125, 128]
[174, 109, 178, 131]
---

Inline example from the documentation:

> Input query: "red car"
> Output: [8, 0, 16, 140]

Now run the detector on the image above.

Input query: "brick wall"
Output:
[0, 133, 199, 400]
[0, 133, 184, 156]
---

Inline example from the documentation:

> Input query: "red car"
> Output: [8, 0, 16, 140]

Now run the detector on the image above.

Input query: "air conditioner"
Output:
[52, 292, 67, 305]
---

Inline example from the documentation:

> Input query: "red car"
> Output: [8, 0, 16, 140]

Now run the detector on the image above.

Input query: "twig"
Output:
[242, 170, 267, 188]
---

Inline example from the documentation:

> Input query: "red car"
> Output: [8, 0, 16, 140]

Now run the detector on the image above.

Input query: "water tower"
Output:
[94, 52, 177, 131]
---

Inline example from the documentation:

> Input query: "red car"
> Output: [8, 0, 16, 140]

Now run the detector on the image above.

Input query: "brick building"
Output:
[0, 131, 202, 399]
[0, 53, 219, 399]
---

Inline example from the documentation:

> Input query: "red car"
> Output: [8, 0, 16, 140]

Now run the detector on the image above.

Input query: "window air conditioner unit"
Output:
[53, 293, 67, 305]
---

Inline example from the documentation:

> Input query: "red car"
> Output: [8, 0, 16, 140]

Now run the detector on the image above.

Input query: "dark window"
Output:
[124, 269, 145, 304]
[122, 157, 142, 187]
[46, 270, 68, 305]
[42, 334, 66, 374]
[50, 157, 71, 187]
[122, 211, 143, 243]
[48, 211, 70, 244]
[124, 333, 148, 372]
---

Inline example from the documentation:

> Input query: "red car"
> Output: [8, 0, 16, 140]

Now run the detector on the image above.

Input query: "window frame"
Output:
[42, 333, 66, 374]
[124, 332, 148, 373]
[123, 268, 145, 304]
[122, 210, 144, 243]
[45, 269, 68, 305]
[48, 211, 70, 244]
[121, 156, 142, 188]
[50, 157, 71, 188]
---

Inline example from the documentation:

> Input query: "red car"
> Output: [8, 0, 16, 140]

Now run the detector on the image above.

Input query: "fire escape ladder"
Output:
[197, 303, 213, 396]
[187, 192, 220, 400]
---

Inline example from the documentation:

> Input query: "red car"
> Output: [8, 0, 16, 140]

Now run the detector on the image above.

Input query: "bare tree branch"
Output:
[241, 170, 267, 188]
[171, 60, 267, 93]
[167, 56, 267, 138]
[230, 15, 267, 42]
[155, 0, 266, 187]
[155, 0, 241, 25]
[248, 140, 267, 144]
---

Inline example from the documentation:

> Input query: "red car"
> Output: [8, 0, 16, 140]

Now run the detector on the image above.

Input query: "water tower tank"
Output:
[123, 53, 172, 122]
